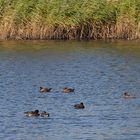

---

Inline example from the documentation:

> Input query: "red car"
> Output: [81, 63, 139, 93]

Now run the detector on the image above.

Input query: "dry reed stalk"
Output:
[136, 21, 140, 39]
[116, 15, 137, 40]
[0, 20, 139, 40]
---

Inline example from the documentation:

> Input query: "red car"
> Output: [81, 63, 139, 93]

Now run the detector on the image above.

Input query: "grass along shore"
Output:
[0, 0, 140, 40]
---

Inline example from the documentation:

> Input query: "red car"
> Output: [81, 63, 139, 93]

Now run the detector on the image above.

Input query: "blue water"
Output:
[0, 40, 140, 140]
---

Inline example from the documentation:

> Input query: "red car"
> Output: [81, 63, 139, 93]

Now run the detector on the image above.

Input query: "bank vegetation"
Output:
[0, 0, 139, 40]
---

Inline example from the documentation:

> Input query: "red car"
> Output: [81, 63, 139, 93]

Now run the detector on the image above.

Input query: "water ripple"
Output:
[0, 41, 140, 140]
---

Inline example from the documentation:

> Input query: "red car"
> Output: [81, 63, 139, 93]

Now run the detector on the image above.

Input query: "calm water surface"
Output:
[0, 40, 140, 140]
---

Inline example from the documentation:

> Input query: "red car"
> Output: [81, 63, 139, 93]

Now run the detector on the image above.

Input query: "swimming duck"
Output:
[40, 87, 52, 93]
[74, 102, 85, 109]
[123, 92, 136, 99]
[24, 110, 40, 117]
[40, 111, 50, 118]
[63, 87, 75, 93]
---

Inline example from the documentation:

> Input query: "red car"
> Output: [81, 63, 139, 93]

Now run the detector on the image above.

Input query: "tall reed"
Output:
[0, 0, 139, 40]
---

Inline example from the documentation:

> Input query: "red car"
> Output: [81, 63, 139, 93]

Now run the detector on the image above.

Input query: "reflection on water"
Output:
[0, 40, 140, 140]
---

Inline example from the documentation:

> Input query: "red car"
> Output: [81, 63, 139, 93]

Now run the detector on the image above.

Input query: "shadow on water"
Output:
[0, 40, 140, 140]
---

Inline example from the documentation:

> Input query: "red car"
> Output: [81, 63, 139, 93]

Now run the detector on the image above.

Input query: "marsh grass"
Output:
[0, 0, 139, 40]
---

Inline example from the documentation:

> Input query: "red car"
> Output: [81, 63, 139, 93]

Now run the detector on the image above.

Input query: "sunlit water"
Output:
[0, 40, 140, 140]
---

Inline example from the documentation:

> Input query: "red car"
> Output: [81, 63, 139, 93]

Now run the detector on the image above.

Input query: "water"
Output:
[0, 40, 140, 140]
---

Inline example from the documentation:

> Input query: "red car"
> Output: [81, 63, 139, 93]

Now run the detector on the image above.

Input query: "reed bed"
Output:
[0, 0, 139, 40]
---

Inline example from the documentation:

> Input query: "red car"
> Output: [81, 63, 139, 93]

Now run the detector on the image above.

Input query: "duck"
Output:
[123, 92, 136, 99]
[74, 102, 85, 109]
[39, 87, 52, 93]
[24, 110, 40, 117]
[40, 111, 50, 118]
[63, 87, 75, 93]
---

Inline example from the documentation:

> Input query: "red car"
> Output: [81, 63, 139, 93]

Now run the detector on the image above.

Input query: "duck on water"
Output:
[123, 92, 136, 99]
[74, 102, 85, 109]
[39, 87, 52, 93]
[24, 110, 40, 117]
[63, 87, 75, 93]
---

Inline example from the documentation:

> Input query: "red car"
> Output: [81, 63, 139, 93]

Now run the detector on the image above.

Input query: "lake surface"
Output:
[0, 40, 140, 140]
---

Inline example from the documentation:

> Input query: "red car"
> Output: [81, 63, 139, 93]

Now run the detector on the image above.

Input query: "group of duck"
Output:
[24, 110, 49, 117]
[39, 86, 75, 93]
[24, 86, 137, 117]
[24, 87, 85, 117]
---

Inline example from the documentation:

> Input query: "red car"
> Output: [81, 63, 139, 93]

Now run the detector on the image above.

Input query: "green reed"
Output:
[0, 0, 139, 39]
